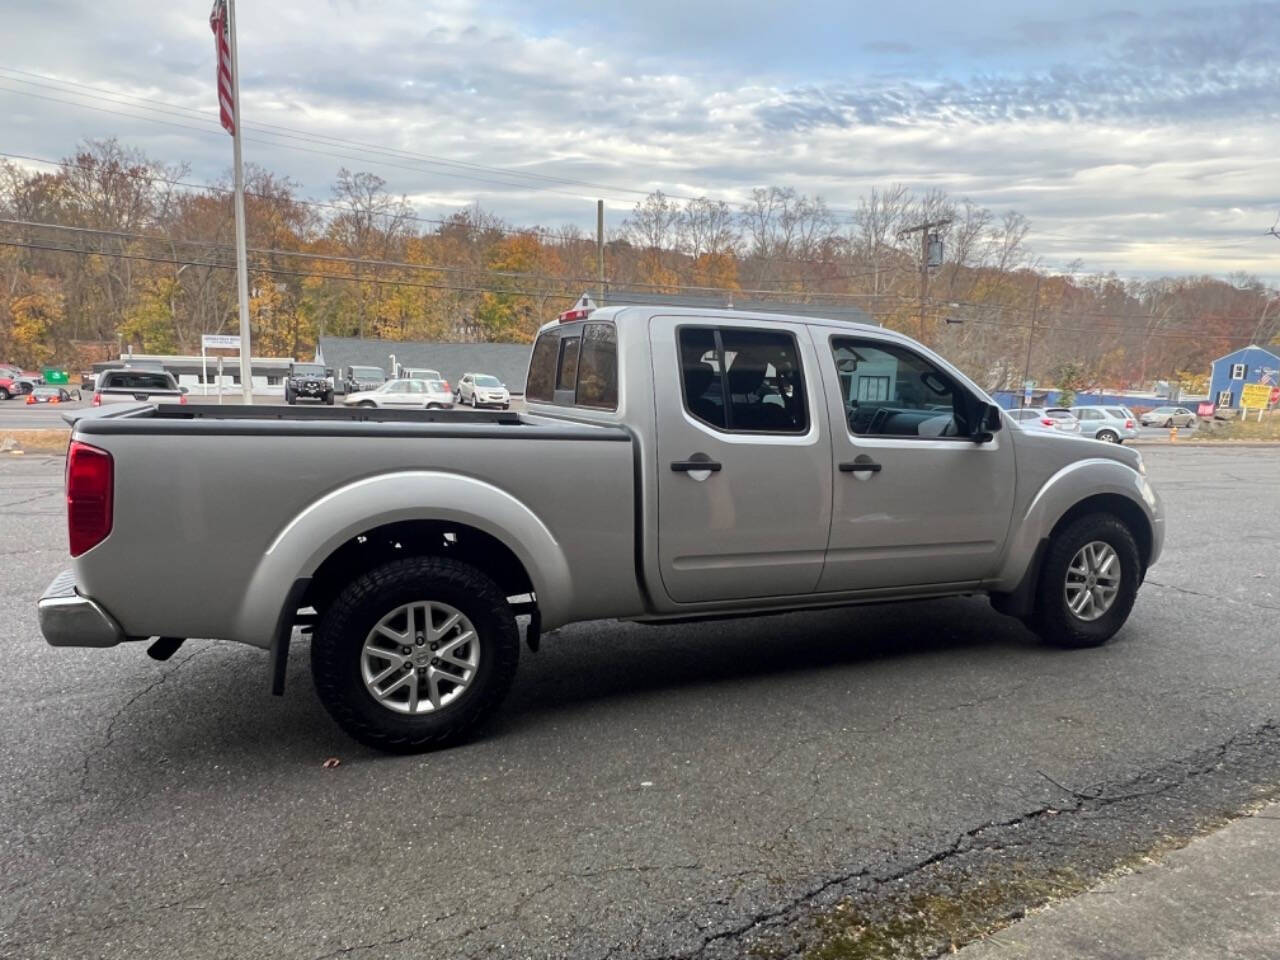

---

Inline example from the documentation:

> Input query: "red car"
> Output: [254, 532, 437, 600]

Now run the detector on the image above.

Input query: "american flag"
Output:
[209, 0, 235, 136]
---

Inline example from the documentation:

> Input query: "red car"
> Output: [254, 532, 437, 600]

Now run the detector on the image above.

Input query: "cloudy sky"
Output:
[3, 0, 1278, 278]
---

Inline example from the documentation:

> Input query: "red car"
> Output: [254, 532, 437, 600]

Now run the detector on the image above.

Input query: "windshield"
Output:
[351, 367, 385, 380]
[292, 364, 325, 377]
[475, 375, 502, 387]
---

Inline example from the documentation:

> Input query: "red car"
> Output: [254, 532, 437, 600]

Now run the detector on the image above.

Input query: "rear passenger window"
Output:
[678, 326, 807, 434]
[575, 323, 618, 410]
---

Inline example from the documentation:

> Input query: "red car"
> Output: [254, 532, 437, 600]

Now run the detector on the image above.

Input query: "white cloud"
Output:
[0, 0, 1276, 278]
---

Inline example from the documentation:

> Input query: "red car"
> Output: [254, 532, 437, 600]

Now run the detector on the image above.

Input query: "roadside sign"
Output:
[1023, 379, 1035, 404]
[201, 334, 242, 350]
[1241, 383, 1272, 409]
[41, 368, 69, 384]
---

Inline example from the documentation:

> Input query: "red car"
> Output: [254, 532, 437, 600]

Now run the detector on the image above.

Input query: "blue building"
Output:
[1208, 345, 1280, 410]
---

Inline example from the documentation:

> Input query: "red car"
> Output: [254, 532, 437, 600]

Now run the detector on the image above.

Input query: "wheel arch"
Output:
[235, 470, 572, 649]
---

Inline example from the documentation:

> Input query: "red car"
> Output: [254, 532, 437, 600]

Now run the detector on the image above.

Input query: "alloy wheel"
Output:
[360, 601, 481, 714]
[1064, 541, 1121, 622]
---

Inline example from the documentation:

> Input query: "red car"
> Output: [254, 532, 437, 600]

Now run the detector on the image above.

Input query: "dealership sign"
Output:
[201, 334, 242, 350]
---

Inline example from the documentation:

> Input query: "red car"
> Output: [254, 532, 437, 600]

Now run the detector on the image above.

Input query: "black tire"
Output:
[324, 391, 334, 405]
[1164, 418, 1172, 428]
[1031, 513, 1141, 648]
[0, 387, 9, 401]
[285, 388, 296, 405]
[502, 403, 510, 410]
[359, 400, 376, 408]
[311, 556, 520, 752]
[1097, 429, 1119, 443]
[470, 394, 477, 408]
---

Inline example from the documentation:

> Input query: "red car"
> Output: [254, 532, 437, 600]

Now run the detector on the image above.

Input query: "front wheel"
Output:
[1032, 513, 1141, 648]
[324, 391, 334, 405]
[470, 394, 477, 408]
[310, 556, 520, 751]
[285, 389, 296, 405]
[1164, 418, 1173, 428]
[359, 400, 376, 408]
[0, 387, 9, 401]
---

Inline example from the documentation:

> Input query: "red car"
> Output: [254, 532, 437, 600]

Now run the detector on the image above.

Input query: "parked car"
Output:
[1043, 408, 1083, 433]
[25, 386, 76, 404]
[38, 304, 1164, 752]
[0, 365, 38, 398]
[456, 372, 510, 409]
[343, 378, 447, 409]
[342, 365, 387, 395]
[1140, 406, 1196, 428]
[1008, 407, 1081, 434]
[91, 368, 188, 407]
[1070, 406, 1139, 443]
[285, 362, 335, 405]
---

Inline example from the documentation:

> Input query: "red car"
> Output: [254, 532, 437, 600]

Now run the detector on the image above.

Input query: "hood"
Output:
[1009, 422, 1144, 474]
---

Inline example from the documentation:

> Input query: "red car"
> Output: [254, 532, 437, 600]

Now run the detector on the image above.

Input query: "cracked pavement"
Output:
[2, 446, 1279, 959]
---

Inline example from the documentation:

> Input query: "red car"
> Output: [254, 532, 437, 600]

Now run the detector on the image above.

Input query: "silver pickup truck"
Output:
[39, 305, 1164, 751]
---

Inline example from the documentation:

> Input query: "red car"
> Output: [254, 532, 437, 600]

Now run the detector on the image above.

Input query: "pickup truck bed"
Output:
[62, 402, 643, 653]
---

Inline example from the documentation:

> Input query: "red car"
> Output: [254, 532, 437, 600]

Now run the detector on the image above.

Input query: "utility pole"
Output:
[898, 217, 951, 343]
[596, 200, 605, 305]
[1020, 275, 1041, 409]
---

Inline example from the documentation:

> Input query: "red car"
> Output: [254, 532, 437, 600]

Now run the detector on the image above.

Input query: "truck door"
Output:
[816, 332, 1015, 591]
[650, 315, 832, 603]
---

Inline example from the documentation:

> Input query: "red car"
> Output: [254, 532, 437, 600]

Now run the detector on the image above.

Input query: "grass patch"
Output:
[1200, 413, 1280, 442]
[1, 428, 71, 454]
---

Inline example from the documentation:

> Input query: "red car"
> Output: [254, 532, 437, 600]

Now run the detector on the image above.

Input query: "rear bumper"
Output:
[38, 570, 126, 648]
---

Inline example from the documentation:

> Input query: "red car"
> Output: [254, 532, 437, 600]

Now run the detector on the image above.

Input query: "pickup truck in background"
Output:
[90, 368, 188, 407]
[39, 305, 1164, 752]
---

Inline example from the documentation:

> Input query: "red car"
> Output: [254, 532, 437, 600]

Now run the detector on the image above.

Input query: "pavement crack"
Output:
[77, 646, 211, 798]
[1145, 578, 1280, 612]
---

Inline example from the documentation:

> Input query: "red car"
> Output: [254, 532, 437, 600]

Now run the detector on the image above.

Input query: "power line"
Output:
[0, 67, 679, 199]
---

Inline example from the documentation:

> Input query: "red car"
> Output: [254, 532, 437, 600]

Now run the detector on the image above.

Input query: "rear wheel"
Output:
[0, 387, 9, 401]
[1097, 429, 1119, 443]
[1164, 418, 1172, 428]
[324, 391, 334, 405]
[285, 388, 296, 405]
[310, 556, 520, 751]
[1031, 513, 1141, 648]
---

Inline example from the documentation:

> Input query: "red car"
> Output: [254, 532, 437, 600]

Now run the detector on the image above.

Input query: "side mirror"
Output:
[326, 368, 334, 378]
[970, 402, 1002, 443]
[179, 386, 190, 395]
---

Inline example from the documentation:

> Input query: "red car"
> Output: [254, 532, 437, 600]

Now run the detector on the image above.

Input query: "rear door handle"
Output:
[671, 459, 722, 472]
[839, 461, 882, 473]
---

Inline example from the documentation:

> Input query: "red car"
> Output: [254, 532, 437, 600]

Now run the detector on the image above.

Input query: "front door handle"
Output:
[671, 459, 722, 472]
[839, 460, 882, 473]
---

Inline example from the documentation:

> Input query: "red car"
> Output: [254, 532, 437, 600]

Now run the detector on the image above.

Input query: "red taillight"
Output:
[26, 393, 36, 404]
[441, 381, 451, 393]
[557, 307, 593, 323]
[179, 393, 188, 405]
[67, 441, 113, 557]
[91, 392, 102, 407]
[1125, 419, 1134, 428]
[1041, 418, 1055, 426]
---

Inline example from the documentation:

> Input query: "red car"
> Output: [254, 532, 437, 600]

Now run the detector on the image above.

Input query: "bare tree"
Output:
[851, 184, 910, 296]
[679, 197, 739, 259]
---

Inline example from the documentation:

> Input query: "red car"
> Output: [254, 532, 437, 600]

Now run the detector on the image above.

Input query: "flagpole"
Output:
[226, 0, 253, 404]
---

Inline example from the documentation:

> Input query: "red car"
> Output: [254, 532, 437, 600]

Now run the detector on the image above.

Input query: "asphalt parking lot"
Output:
[2, 446, 1279, 959]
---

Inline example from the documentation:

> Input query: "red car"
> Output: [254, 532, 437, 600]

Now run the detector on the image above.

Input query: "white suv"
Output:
[1070, 406, 1139, 443]
[456, 373, 510, 409]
